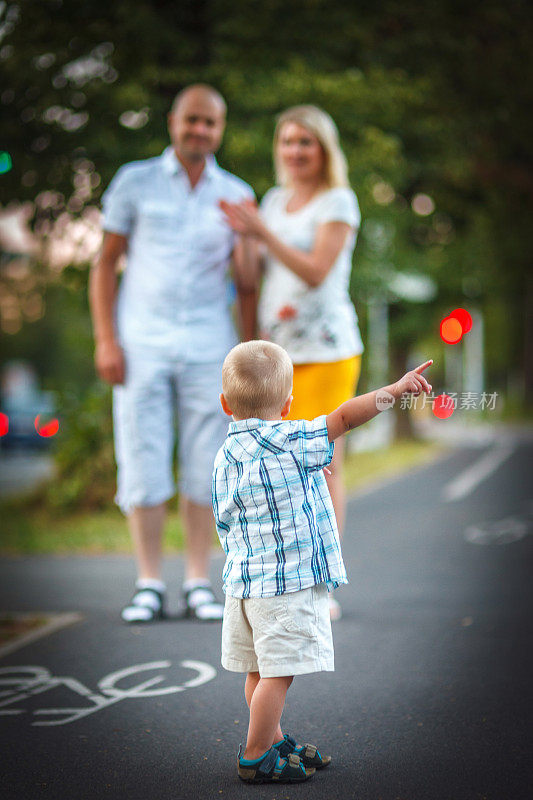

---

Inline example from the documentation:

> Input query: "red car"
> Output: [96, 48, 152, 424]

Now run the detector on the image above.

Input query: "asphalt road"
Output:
[1, 434, 532, 800]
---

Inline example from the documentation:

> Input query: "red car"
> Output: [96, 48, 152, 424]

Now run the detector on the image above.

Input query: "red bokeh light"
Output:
[433, 393, 455, 419]
[450, 308, 472, 334]
[440, 307, 473, 345]
[0, 412, 8, 437]
[440, 316, 463, 344]
[34, 414, 59, 437]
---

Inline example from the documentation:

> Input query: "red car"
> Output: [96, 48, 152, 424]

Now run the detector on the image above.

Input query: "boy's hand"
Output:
[391, 359, 433, 399]
[326, 359, 433, 443]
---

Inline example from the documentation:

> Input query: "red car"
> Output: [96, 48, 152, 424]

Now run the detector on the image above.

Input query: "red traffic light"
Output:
[439, 307, 473, 344]
[0, 412, 8, 437]
[450, 308, 472, 334]
[440, 316, 463, 344]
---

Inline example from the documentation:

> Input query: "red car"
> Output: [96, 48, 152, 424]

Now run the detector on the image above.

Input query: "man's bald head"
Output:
[168, 84, 227, 163]
[170, 84, 227, 117]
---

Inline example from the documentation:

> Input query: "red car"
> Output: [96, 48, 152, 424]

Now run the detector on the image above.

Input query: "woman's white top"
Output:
[258, 186, 364, 364]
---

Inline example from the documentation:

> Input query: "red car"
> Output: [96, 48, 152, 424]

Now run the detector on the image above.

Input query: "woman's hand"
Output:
[219, 199, 265, 238]
[222, 199, 352, 288]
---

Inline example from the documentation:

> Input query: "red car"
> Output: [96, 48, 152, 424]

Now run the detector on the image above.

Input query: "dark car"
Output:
[0, 361, 58, 451]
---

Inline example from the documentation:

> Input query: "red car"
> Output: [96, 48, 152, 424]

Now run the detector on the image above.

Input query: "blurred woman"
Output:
[220, 105, 363, 619]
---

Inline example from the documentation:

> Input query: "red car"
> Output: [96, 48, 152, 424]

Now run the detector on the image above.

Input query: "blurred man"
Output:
[90, 84, 255, 622]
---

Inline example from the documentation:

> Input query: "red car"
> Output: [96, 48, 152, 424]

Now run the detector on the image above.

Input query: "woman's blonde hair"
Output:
[222, 340, 293, 420]
[273, 105, 349, 189]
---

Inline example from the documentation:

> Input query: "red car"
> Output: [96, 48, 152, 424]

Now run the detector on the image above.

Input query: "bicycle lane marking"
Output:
[0, 660, 217, 726]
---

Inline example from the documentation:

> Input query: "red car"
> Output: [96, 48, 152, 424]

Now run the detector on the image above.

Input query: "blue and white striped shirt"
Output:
[212, 415, 348, 598]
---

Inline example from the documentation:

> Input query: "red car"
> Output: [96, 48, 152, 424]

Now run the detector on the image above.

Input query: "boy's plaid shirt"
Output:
[212, 415, 348, 598]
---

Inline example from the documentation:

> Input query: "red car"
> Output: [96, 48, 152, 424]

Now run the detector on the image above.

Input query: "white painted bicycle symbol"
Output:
[0, 660, 216, 726]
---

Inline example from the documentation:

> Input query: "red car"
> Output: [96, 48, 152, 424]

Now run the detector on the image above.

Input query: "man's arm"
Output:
[232, 234, 261, 341]
[326, 360, 433, 442]
[89, 231, 128, 384]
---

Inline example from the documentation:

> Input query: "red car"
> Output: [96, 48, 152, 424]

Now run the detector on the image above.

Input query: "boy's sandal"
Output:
[121, 587, 165, 623]
[274, 733, 332, 769]
[237, 745, 315, 784]
[183, 583, 223, 621]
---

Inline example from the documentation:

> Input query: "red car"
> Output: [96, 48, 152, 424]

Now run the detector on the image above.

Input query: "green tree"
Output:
[1, 0, 532, 506]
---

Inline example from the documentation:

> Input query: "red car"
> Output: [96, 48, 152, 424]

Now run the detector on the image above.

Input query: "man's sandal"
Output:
[237, 745, 315, 784]
[183, 582, 223, 621]
[274, 733, 332, 769]
[121, 587, 165, 623]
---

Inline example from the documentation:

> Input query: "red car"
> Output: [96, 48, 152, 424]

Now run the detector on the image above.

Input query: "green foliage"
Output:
[46, 382, 116, 510]
[1, 0, 532, 512]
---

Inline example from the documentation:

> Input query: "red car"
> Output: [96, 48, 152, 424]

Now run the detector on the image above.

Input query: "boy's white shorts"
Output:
[221, 583, 334, 677]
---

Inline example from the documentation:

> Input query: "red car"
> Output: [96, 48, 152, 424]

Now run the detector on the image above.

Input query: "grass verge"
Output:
[1, 440, 443, 555]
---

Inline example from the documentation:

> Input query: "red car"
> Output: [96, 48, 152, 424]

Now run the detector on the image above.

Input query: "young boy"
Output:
[212, 340, 432, 784]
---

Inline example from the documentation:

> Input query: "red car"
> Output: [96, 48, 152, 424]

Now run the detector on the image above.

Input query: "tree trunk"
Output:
[390, 346, 416, 440]
[524, 273, 533, 409]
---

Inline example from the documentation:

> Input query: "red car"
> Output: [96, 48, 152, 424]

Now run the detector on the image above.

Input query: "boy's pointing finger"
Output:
[414, 360, 433, 374]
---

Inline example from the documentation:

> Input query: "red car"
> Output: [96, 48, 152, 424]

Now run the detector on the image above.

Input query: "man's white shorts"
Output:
[113, 349, 228, 513]
[221, 583, 334, 678]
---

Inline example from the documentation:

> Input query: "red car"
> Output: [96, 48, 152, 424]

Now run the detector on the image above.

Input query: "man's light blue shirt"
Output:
[212, 415, 348, 598]
[101, 147, 254, 361]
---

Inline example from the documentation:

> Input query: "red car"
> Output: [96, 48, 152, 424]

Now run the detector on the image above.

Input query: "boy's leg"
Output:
[245, 672, 285, 745]
[244, 674, 293, 760]
[244, 671, 260, 707]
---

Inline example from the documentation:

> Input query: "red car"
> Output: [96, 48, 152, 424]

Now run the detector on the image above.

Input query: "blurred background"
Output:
[1, 0, 532, 552]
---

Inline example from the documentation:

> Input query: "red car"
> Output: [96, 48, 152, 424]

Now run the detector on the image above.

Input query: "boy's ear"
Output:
[220, 393, 233, 417]
[281, 394, 293, 419]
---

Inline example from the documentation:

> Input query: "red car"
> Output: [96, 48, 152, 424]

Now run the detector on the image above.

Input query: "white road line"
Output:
[442, 442, 515, 502]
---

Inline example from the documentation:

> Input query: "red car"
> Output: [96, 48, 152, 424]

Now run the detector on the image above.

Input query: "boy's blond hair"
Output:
[222, 340, 293, 420]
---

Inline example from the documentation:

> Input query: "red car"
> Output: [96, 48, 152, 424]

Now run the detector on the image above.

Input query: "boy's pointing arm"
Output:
[326, 360, 433, 443]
